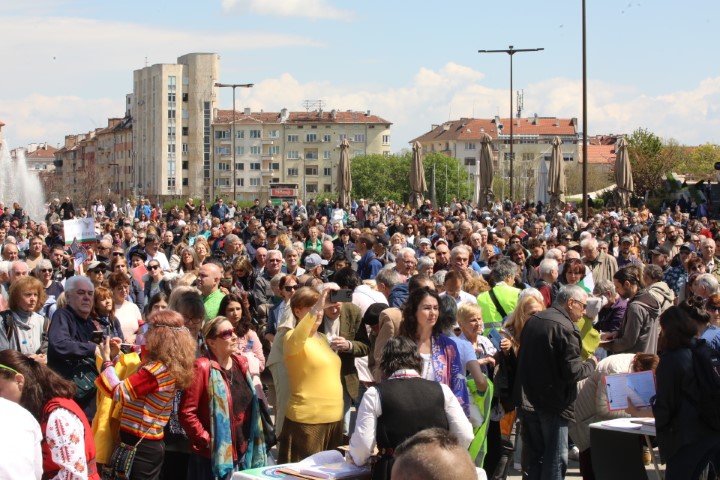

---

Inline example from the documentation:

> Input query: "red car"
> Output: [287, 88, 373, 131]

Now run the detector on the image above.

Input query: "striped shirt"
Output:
[97, 360, 176, 439]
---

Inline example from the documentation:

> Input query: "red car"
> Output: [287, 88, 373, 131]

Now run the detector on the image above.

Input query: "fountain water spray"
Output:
[0, 140, 47, 222]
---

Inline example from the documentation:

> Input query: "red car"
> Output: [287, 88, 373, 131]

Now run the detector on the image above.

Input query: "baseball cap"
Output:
[305, 253, 328, 269]
[650, 245, 671, 256]
[621, 236, 633, 244]
[419, 238, 432, 246]
[87, 261, 107, 272]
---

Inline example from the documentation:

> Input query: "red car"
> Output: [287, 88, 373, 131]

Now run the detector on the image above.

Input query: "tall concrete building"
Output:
[133, 53, 219, 200]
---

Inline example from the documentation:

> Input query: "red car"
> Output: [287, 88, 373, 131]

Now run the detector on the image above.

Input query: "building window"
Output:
[271, 162, 280, 170]
[382, 135, 390, 145]
[522, 153, 534, 162]
[323, 150, 331, 160]
[353, 134, 366, 143]
[305, 166, 318, 176]
[268, 129, 280, 139]
[167, 144, 176, 153]
[182, 93, 188, 102]
[215, 130, 230, 139]
[168, 177, 176, 188]
[250, 146, 261, 155]
[182, 161, 189, 170]
[168, 109, 175, 119]
[250, 129, 261, 138]
[306, 183, 318, 193]
[182, 178, 188, 186]
[269, 146, 280, 155]
[235, 146, 244, 155]
[287, 134, 299, 143]
[465, 142, 476, 150]
[306, 133, 317, 142]
[288, 168, 298, 176]
[235, 162, 244, 170]
[250, 178, 261, 186]
[215, 146, 231, 155]
[323, 184, 332, 193]
[217, 163, 230, 171]
[182, 127, 188, 136]
[323, 167, 331, 176]
[182, 143, 188, 153]
[287, 151, 299, 159]
[250, 162, 261, 170]
[236, 178, 244, 186]
[464, 158, 476, 166]
[563, 155, 574, 162]
[214, 178, 230, 186]
[323, 134, 332, 143]
[236, 130, 244, 139]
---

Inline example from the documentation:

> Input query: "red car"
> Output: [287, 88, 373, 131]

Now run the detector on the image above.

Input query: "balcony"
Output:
[261, 154, 275, 161]
[261, 138, 275, 145]
[260, 168, 274, 177]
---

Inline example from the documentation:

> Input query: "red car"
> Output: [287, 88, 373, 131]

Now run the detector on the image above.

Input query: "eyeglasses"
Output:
[148, 265, 160, 270]
[707, 305, 720, 312]
[283, 285, 299, 292]
[574, 299, 587, 310]
[214, 328, 236, 340]
[39, 268, 53, 273]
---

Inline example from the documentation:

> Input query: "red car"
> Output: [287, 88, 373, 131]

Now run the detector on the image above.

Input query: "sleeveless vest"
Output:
[41, 397, 100, 480]
[373, 378, 449, 480]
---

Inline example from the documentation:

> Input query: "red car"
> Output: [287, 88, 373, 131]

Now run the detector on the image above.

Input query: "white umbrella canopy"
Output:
[337, 138, 352, 209]
[409, 141, 426, 209]
[548, 136, 566, 209]
[477, 133, 494, 209]
[614, 137, 633, 208]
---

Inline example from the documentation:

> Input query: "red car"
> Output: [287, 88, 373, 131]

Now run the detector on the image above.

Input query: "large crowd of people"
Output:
[0, 193, 719, 480]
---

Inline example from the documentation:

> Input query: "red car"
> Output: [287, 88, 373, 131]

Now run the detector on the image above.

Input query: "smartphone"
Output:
[487, 328, 503, 351]
[90, 330, 105, 345]
[329, 289, 353, 303]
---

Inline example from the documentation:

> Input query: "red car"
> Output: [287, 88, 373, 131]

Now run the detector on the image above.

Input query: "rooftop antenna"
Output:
[516, 89, 524, 118]
[144, 56, 148, 67]
[302, 100, 325, 112]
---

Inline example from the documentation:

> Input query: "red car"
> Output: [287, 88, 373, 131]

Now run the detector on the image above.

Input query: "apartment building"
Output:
[133, 53, 219, 200]
[211, 108, 392, 201]
[413, 115, 579, 198]
[95, 116, 133, 199]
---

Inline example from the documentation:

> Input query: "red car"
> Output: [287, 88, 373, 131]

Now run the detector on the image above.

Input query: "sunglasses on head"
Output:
[215, 328, 235, 340]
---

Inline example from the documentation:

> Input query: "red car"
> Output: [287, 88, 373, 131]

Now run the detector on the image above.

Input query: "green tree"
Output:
[678, 143, 720, 176]
[350, 152, 471, 205]
[627, 128, 683, 196]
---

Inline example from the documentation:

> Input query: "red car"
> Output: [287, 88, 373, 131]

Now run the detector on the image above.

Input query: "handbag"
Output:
[72, 357, 99, 401]
[258, 400, 277, 450]
[102, 429, 151, 480]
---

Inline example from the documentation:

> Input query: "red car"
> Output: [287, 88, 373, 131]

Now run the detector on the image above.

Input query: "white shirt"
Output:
[352, 285, 387, 317]
[440, 290, 478, 306]
[348, 371, 474, 466]
[0, 398, 42, 480]
[45, 407, 89, 479]
[145, 250, 170, 272]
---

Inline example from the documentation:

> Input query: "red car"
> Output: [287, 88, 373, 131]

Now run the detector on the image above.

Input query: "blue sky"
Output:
[1, 0, 719, 152]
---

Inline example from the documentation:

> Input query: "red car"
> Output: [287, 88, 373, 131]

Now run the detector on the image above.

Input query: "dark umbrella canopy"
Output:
[409, 141, 426, 208]
[548, 136, 566, 209]
[337, 138, 351, 209]
[477, 133, 494, 208]
[614, 137, 633, 208]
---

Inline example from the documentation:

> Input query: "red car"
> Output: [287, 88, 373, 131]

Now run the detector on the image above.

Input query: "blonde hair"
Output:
[503, 291, 545, 350]
[456, 303, 484, 326]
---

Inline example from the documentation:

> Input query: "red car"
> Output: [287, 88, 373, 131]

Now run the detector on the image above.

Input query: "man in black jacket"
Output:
[515, 284, 598, 480]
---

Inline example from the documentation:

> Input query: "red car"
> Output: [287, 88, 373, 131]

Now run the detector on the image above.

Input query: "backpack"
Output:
[690, 338, 720, 430]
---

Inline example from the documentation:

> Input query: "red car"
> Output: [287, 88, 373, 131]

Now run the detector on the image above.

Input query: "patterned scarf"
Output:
[208, 367, 234, 478]
[242, 369, 267, 470]
[431, 334, 470, 417]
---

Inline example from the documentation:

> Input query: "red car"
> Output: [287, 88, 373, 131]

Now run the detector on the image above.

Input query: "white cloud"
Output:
[221, 0, 353, 19]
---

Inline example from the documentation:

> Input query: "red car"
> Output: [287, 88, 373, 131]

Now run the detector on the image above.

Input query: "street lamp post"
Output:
[581, 0, 589, 220]
[214, 82, 254, 202]
[478, 46, 543, 200]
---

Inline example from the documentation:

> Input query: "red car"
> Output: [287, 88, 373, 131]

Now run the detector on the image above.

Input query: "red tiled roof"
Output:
[412, 117, 577, 143]
[26, 145, 58, 159]
[215, 109, 391, 125]
[585, 144, 616, 164]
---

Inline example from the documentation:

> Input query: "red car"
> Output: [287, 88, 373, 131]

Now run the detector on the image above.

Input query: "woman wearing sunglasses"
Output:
[219, 293, 264, 400]
[707, 293, 720, 327]
[180, 316, 268, 479]
[143, 260, 169, 307]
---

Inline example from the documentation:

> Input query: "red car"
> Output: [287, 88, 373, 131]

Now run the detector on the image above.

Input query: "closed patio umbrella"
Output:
[614, 137, 633, 208]
[535, 156, 549, 206]
[409, 141, 426, 209]
[337, 138, 351, 209]
[548, 136, 566, 209]
[477, 133, 494, 209]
